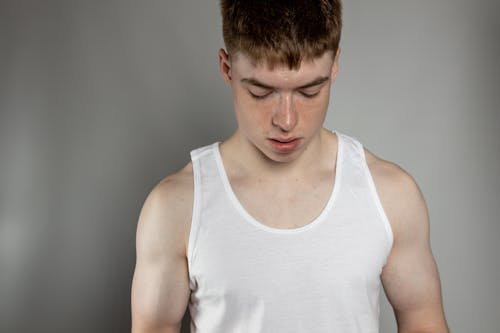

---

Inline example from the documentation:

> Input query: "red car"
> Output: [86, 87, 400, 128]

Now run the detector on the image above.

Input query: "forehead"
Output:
[231, 51, 334, 87]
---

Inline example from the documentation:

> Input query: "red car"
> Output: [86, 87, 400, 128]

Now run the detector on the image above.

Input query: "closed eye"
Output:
[299, 91, 320, 98]
[298, 83, 324, 98]
[249, 90, 273, 100]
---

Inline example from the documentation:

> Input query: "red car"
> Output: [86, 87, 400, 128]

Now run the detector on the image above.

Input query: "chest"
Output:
[230, 172, 335, 229]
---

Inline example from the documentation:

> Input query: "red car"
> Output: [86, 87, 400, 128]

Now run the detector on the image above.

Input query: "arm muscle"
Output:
[366, 149, 449, 333]
[131, 169, 193, 333]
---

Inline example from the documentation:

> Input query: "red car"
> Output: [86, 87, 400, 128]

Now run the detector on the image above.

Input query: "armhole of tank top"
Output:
[359, 142, 394, 257]
[187, 150, 203, 271]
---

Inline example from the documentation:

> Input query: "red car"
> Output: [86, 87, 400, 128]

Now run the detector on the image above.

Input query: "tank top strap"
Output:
[336, 132, 394, 248]
[188, 142, 221, 274]
[190, 142, 218, 162]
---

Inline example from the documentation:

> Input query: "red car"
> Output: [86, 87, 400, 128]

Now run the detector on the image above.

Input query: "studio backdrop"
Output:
[1, 1, 499, 332]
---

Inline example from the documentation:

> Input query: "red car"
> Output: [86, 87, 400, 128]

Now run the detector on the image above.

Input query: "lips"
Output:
[271, 137, 298, 143]
[267, 137, 301, 153]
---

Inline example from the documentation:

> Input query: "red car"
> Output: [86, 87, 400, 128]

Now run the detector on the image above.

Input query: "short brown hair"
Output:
[220, 0, 342, 69]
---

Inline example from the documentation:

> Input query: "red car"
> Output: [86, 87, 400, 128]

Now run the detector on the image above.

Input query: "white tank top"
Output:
[187, 130, 393, 333]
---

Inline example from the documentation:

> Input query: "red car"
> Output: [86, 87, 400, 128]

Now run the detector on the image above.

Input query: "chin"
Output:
[263, 147, 303, 163]
[247, 136, 305, 163]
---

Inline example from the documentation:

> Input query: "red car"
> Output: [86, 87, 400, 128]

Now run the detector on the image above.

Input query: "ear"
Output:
[331, 47, 341, 82]
[218, 48, 232, 85]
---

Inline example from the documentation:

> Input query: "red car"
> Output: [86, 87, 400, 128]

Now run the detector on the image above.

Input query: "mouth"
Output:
[267, 137, 301, 153]
[271, 137, 298, 143]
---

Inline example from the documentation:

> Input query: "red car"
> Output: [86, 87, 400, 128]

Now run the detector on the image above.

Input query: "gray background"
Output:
[1, 1, 499, 332]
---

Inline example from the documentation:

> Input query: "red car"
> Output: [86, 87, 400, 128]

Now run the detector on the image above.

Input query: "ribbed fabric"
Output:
[187, 130, 393, 333]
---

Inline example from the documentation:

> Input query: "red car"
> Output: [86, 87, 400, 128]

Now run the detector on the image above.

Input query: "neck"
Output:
[220, 128, 337, 180]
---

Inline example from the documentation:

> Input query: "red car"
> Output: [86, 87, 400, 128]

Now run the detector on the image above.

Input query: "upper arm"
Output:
[366, 149, 449, 332]
[131, 168, 193, 333]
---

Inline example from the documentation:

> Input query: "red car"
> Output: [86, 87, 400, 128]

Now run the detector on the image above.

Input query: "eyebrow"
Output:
[240, 76, 330, 90]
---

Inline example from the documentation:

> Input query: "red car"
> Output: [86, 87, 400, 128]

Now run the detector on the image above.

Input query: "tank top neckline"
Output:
[213, 130, 344, 234]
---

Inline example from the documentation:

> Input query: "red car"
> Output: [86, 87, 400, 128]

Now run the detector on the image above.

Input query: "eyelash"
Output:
[300, 91, 320, 98]
[249, 91, 320, 100]
[249, 92, 272, 100]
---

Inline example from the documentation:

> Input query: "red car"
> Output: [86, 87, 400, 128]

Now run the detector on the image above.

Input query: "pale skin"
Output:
[130, 48, 450, 333]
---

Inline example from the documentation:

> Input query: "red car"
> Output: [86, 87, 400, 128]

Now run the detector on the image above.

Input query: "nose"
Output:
[272, 93, 298, 132]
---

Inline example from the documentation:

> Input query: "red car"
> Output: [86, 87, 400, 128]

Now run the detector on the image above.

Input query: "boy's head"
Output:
[220, 0, 342, 69]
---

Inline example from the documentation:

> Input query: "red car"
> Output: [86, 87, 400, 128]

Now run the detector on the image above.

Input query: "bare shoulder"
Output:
[363, 148, 429, 240]
[136, 162, 194, 259]
[131, 163, 194, 332]
[365, 148, 449, 331]
[363, 147, 418, 194]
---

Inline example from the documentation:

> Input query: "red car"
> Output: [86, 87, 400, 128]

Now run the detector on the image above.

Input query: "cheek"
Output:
[233, 100, 271, 134]
[234, 89, 273, 124]
[296, 97, 330, 123]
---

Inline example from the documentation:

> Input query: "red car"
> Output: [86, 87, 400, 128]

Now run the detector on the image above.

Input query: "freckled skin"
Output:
[218, 48, 340, 170]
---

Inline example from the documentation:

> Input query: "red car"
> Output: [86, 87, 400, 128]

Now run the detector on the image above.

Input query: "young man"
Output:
[131, 1, 449, 332]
